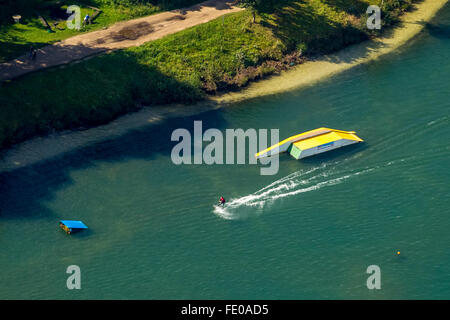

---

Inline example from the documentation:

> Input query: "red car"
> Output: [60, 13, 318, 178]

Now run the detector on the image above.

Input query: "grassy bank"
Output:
[0, 0, 204, 63]
[0, 0, 420, 149]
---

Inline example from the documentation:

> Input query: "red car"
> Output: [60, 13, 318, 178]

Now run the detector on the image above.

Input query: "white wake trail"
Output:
[213, 165, 374, 220]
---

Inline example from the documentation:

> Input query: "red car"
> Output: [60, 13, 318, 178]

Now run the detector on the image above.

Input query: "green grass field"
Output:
[0, 0, 204, 63]
[0, 0, 416, 149]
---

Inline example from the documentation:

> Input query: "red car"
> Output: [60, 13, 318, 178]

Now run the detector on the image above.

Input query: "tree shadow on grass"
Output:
[0, 21, 53, 62]
[177, 0, 239, 14]
[259, 0, 370, 58]
[0, 40, 50, 64]
[322, 0, 370, 16]
[266, 0, 426, 67]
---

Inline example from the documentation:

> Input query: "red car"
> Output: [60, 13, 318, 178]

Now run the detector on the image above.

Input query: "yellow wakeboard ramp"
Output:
[255, 128, 363, 160]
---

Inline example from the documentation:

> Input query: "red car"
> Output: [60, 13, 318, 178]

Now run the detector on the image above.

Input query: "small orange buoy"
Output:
[397, 251, 401, 255]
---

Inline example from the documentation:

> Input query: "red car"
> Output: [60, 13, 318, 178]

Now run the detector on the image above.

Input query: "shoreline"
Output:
[212, 0, 448, 104]
[0, 0, 447, 172]
[0, 0, 242, 81]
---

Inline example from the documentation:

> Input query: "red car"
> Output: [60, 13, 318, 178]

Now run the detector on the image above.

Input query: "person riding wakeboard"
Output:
[219, 196, 226, 207]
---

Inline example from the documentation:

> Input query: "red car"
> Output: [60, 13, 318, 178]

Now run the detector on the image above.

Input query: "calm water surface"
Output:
[0, 5, 449, 299]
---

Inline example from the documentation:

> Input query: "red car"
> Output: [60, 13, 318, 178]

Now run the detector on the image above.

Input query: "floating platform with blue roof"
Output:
[255, 128, 363, 160]
[59, 220, 88, 234]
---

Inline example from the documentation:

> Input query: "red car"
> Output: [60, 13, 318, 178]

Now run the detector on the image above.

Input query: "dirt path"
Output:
[0, 0, 242, 81]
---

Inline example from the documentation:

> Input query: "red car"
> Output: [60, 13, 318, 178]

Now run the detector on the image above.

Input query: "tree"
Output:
[238, 0, 262, 23]
[238, 0, 278, 23]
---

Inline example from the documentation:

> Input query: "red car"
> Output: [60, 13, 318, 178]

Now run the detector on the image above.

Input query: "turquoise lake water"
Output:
[0, 4, 449, 299]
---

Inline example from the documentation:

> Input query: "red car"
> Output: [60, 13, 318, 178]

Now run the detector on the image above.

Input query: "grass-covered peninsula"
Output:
[0, 0, 420, 149]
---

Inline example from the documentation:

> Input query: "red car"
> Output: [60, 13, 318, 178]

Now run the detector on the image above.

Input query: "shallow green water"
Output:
[1, 5, 449, 299]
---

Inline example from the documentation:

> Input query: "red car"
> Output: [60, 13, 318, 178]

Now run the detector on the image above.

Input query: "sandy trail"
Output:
[0, 0, 242, 81]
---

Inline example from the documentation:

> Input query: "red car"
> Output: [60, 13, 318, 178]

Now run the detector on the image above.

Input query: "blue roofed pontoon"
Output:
[59, 220, 88, 234]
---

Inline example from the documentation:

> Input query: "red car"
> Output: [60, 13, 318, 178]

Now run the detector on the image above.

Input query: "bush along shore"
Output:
[0, 0, 420, 150]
